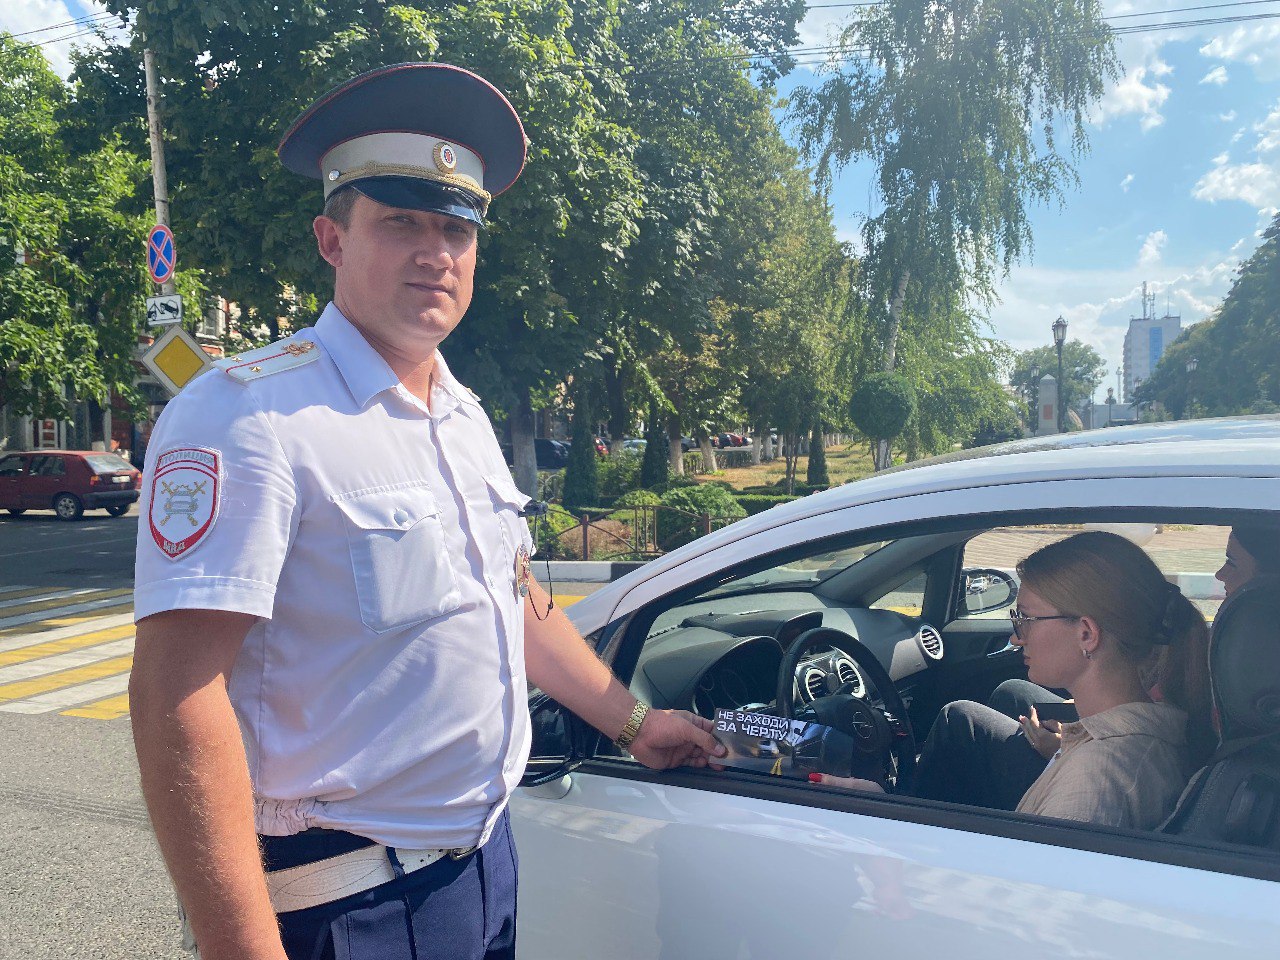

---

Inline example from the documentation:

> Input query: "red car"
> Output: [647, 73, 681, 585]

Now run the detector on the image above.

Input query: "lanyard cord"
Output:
[526, 504, 556, 621]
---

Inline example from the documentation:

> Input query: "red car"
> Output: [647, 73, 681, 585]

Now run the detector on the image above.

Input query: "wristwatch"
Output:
[614, 700, 650, 751]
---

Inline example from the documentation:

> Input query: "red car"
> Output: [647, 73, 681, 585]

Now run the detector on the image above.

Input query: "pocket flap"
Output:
[485, 473, 532, 511]
[332, 484, 441, 531]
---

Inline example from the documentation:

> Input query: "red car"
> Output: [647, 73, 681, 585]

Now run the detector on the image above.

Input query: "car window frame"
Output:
[0, 454, 25, 477]
[587, 503, 1280, 885]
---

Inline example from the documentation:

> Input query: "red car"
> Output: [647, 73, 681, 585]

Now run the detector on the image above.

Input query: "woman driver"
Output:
[813, 531, 1212, 830]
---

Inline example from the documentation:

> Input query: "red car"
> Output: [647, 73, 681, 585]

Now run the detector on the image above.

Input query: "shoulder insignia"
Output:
[463, 385, 482, 404]
[214, 338, 320, 383]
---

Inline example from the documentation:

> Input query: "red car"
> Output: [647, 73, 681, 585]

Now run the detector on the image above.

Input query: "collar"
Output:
[1065, 701, 1188, 747]
[313, 302, 481, 413]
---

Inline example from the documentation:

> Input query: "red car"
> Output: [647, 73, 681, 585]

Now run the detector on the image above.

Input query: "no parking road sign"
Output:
[147, 224, 176, 284]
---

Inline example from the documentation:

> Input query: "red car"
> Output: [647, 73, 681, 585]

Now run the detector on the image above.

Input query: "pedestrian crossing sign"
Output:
[141, 325, 212, 397]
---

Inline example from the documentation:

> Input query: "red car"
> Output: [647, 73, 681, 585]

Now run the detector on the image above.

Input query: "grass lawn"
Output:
[701, 442, 877, 491]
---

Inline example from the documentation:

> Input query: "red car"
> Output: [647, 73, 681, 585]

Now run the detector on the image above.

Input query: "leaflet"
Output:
[712, 708, 839, 780]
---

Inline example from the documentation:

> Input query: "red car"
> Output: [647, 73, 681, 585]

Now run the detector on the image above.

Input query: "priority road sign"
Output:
[147, 224, 176, 284]
[146, 294, 183, 326]
[141, 325, 211, 397]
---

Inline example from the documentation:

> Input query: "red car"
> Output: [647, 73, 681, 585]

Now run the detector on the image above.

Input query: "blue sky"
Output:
[6, 0, 1280, 398]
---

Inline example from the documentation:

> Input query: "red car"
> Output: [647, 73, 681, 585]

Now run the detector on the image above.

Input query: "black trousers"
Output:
[908, 679, 1065, 810]
[258, 811, 518, 960]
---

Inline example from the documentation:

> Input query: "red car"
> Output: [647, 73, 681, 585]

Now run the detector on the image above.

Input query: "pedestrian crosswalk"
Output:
[0, 586, 134, 720]
[0, 585, 591, 722]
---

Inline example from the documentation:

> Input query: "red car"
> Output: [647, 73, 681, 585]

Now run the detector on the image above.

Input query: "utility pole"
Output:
[143, 48, 176, 297]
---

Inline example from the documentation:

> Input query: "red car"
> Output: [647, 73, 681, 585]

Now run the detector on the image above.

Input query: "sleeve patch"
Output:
[148, 447, 223, 560]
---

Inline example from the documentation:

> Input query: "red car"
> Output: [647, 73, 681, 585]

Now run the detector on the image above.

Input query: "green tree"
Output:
[0, 35, 149, 430]
[806, 423, 829, 486]
[639, 404, 669, 489]
[1010, 341, 1107, 428]
[792, 0, 1116, 462]
[1139, 213, 1280, 418]
[851, 372, 916, 468]
[562, 387, 600, 510]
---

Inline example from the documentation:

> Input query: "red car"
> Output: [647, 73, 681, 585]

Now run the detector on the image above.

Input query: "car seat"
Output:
[1159, 576, 1280, 849]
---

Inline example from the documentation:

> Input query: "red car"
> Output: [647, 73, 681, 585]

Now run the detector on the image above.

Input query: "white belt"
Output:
[266, 841, 478, 913]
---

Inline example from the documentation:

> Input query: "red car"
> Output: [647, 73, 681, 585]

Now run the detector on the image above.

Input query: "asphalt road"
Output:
[0, 503, 606, 959]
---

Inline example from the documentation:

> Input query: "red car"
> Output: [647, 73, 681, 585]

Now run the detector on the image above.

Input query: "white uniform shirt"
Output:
[134, 303, 534, 850]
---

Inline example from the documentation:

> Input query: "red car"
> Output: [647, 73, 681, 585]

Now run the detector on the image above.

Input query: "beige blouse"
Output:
[1015, 701, 1190, 830]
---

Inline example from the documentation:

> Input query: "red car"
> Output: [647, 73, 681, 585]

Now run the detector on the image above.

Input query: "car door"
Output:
[0, 454, 25, 509]
[509, 476, 1280, 959]
[23, 454, 63, 509]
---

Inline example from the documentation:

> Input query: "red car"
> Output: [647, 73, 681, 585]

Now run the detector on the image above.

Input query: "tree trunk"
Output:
[750, 420, 763, 465]
[667, 416, 684, 475]
[603, 356, 629, 454]
[695, 428, 717, 474]
[511, 387, 538, 497]
[762, 429, 774, 461]
[875, 267, 911, 472]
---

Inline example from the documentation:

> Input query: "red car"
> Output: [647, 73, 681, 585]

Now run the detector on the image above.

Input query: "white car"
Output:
[511, 417, 1280, 959]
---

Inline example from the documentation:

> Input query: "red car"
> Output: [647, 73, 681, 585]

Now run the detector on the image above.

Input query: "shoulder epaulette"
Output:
[214, 337, 321, 383]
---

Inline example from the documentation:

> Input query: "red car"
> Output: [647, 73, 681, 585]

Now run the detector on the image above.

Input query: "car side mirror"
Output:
[521, 692, 587, 787]
[962, 568, 1018, 615]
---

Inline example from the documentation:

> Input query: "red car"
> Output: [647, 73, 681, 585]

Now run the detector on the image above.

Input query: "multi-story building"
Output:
[1122, 282, 1181, 401]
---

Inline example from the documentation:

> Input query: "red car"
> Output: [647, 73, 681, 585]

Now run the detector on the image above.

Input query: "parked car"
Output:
[621, 438, 647, 453]
[680, 435, 696, 453]
[0, 450, 141, 520]
[511, 417, 1280, 959]
[594, 436, 609, 457]
[501, 438, 570, 470]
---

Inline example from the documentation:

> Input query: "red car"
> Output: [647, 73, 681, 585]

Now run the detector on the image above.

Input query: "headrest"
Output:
[1210, 575, 1280, 740]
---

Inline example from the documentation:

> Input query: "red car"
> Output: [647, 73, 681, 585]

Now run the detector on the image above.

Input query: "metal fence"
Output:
[535, 503, 742, 561]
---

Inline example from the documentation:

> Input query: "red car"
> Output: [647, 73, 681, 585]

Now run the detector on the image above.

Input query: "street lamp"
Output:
[1186, 357, 1198, 419]
[1052, 316, 1068, 432]
[1029, 364, 1041, 434]
[1106, 387, 1115, 427]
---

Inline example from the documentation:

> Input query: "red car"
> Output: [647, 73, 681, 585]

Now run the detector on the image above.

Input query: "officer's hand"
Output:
[1018, 706, 1063, 761]
[627, 709, 728, 771]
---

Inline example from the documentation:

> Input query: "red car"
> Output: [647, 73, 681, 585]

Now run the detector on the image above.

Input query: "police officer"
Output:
[129, 63, 724, 960]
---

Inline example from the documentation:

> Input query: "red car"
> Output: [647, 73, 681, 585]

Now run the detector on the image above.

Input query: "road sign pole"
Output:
[144, 47, 176, 296]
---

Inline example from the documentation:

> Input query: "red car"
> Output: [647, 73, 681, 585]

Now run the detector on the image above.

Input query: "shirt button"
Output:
[393, 509, 410, 527]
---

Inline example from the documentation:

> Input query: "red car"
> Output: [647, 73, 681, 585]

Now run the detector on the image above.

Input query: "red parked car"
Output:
[0, 450, 142, 521]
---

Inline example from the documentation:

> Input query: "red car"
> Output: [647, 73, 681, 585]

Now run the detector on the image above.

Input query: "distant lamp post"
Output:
[1186, 357, 1199, 418]
[1106, 387, 1115, 427]
[1029, 364, 1041, 434]
[1052, 316, 1068, 432]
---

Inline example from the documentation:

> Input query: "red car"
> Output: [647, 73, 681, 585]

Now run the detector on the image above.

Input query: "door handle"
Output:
[522, 774, 573, 800]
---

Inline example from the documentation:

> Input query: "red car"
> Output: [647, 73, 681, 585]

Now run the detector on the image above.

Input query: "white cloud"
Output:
[1120, 173, 1135, 192]
[1138, 230, 1167, 266]
[1220, 111, 1237, 123]
[1200, 24, 1280, 81]
[1199, 66, 1229, 86]
[1212, 152, 1229, 165]
[1093, 61, 1172, 132]
[1192, 163, 1280, 209]
[1255, 103, 1280, 154]
[0, 0, 120, 79]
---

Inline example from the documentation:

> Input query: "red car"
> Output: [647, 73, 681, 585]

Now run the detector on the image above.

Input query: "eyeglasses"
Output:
[1009, 607, 1079, 640]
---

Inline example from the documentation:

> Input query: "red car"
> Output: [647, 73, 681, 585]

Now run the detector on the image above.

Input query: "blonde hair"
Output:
[1017, 531, 1213, 759]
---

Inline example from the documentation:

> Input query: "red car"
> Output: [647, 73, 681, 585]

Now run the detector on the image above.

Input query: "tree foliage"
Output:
[1009, 340, 1107, 426]
[1139, 213, 1280, 419]
[851, 371, 916, 446]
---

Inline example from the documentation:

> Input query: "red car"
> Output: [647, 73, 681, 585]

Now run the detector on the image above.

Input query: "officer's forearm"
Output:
[523, 579, 637, 741]
[131, 616, 286, 960]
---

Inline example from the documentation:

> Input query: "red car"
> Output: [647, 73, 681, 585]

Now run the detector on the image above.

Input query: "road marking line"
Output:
[62, 692, 131, 720]
[0, 596, 133, 630]
[559, 595, 584, 606]
[0, 623, 135, 663]
[0, 637, 134, 684]
[0, 653, 133, 701]
[0, 588, 132, 622]
[0, 672, 132, 713]
[0, 586, 102, 611]
[0, 586, 43, 602]
[0, 612, 135, 651]
[15, 534, 138, 557]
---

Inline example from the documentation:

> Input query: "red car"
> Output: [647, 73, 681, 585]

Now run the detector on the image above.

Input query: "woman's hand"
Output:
[808, 772, 885, 793]
[1019, 706, 1063, 761]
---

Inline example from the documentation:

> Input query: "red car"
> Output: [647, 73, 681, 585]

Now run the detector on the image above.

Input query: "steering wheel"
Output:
[776, 626, 917, 788]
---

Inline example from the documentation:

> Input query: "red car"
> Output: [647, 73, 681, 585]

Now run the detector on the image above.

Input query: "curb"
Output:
[534, 560, 647, 583]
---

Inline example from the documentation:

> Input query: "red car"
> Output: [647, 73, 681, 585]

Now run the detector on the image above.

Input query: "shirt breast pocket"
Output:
[332, 483, 462, 633]
[484, 474, 534, 558]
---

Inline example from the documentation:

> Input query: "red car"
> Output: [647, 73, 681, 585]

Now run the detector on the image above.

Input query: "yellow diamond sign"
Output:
[141, 325, 212, 396]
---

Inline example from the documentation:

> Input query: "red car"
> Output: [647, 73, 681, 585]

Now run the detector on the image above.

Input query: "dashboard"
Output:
[632, 602, 945, 719]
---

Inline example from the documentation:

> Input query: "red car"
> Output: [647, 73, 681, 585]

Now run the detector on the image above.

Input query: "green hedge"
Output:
[657, 484, 747, 550]
[735, 494, 798, 516]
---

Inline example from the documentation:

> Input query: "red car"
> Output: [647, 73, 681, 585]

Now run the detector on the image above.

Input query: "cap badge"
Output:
[434, 142, 459, 173]
[327, 169, 340, 181]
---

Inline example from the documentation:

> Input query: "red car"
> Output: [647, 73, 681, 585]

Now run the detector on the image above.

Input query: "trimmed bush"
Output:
[614, 488, 662, 508]
[851, 372, 917, 442]
[736, 494, 798, 516]
[657, 484, 747, 550]
[598, 451, 642, 500]
[640, 409, 669, 488]
[807, 429, 829, 485]
[532, 504, 580, 559]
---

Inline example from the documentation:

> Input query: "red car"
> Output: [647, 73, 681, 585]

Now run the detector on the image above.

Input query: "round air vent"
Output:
[833, 657, 864, 696]
[917, 624, 944, 660]
[803, 667, 826, 702]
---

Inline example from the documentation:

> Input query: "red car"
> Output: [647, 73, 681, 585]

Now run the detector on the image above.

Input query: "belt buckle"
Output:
[447, 844, 478, 860]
